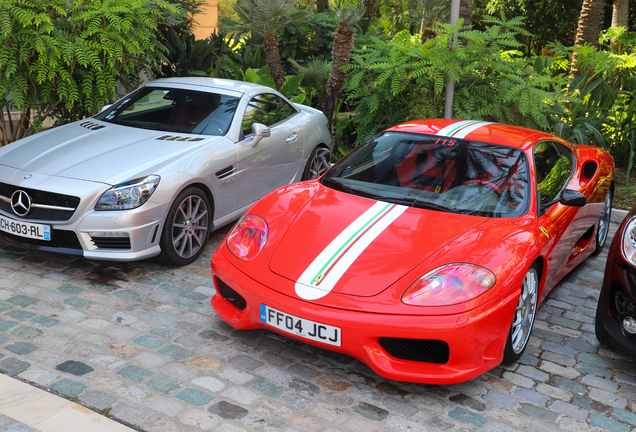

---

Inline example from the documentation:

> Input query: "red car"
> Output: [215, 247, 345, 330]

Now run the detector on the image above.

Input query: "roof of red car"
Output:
[386, 119, 560, 152]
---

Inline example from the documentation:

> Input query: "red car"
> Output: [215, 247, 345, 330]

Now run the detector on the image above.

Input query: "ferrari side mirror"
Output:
[560, 189, 587, 207]
[250, 123, 271, 147]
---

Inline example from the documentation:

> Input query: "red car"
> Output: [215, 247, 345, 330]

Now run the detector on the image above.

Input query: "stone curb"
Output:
[611, 208, 630, 225]
[0, 373, 135, 432]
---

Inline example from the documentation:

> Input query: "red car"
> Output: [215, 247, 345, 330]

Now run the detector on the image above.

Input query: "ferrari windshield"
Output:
[323, 131, 530, 218]
[94, 87, 240, 136]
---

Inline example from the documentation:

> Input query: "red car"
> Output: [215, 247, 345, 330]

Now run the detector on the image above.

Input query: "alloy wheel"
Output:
[511, 268, 538, 354]
[307, 148, 331, 179]
[597, 191, 612, 248]
[171, 195, 209, 259]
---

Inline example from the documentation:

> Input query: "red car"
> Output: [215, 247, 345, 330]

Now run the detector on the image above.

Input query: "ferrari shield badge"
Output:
[540, 226, 550, 239]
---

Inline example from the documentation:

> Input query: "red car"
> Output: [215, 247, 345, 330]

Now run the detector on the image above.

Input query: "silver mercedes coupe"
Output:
[0, 78, 332, 265]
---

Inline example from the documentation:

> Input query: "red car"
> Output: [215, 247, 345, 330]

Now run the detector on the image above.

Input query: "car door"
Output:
[534, 141, 588, 292]
[235, 93, 304, 208]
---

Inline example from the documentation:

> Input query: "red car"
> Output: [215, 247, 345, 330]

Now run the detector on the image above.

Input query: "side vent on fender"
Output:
[215, 165, 236, 180]
[583, 161, 598, 180]
[80, 121, 105, 131]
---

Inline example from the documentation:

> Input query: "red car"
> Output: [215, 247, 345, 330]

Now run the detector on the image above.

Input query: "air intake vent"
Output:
[90, 236, 131, 250]
[156, 135, 205, 142]
[379, 337, 450, 364]
[216, 277, 246, 310]
[80, 121, 105, 131]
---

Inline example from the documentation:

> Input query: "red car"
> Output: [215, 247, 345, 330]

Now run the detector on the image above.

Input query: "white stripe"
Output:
[435, 120, 478, 137]
[452, 121, 494, 139]
[295, 202, 407, 300]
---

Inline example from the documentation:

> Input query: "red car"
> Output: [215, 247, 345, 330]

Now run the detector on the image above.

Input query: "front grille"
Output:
[90, 236, 131, 250]
[0, 229, 82, 250]
[379, 337, 450, 364]
[216, 277, 246, 310]
[0, 183, 80, 221]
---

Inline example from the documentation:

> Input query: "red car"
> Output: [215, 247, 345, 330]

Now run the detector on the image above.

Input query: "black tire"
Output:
[503, 263, 540, 362]
[158, 187, 211, 266]
[595, 294, 612, 347]
[592, 189, 612, 255]
[301, 146, 331, 181]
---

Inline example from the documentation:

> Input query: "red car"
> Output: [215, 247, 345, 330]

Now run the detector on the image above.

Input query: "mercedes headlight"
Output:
[95, 175, 160, 210]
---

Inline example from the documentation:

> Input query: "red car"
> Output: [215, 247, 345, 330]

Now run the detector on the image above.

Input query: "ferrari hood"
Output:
[269, 187, 488, 299]
[0, 121, 221, 185]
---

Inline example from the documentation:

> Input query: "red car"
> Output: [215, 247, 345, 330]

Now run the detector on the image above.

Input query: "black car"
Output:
[596, 205, 636, 354]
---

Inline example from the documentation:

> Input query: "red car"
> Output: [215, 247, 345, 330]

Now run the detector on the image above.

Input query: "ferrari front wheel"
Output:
[592, 189, 612, 255]
[503, 264, 539, 362]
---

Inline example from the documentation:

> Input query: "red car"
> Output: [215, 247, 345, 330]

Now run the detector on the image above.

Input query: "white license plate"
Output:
[260, 304, 341, 347]
[0, 215, 50, 241]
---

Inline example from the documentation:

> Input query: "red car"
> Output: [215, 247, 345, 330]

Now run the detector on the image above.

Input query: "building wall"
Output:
[192, 0, 219, 40]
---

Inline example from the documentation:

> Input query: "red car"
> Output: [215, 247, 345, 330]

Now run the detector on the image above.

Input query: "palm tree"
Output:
[411, 0, 450, 42]
[222, 0, 310, 88]
[571, 0, 606, 75]
[574, 0, 606, 48]
[459, 0, 472, 29]
[291, 59, 332, 107]
[321, 5, 364, 136]
[317, 0, 329, 13]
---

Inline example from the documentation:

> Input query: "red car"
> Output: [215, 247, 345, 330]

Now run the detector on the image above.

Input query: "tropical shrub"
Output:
[0, 0, 176, 145]
[343, 16, 563, 144]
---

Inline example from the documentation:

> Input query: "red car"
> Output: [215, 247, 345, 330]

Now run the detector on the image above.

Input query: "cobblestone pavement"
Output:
[0, 222, 635, 432]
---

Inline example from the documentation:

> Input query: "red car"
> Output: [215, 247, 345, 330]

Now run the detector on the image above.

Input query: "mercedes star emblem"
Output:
[11, 190, 32, 217]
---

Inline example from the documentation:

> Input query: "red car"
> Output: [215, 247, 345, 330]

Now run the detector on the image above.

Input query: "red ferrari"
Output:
[210, 119, 614, 384]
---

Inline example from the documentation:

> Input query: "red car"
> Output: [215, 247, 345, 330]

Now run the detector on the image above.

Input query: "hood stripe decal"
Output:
[436, 120, 493, 139]
[295, 201, 407, 300]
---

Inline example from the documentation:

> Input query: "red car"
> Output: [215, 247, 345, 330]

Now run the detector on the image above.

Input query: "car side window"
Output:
[241, 93, 296, 136]
[534, 141, 575, 207]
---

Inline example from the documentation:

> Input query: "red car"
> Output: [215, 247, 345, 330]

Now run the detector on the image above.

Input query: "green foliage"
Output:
[344, 16, 561, 144]
[156, 28, 217, 77]
[222, 0, 311, 39]
[278, 12, 337, 61]
[0, 0, 176, 144]
[479, 0, 581, 55]
[243, 67, 309, 104]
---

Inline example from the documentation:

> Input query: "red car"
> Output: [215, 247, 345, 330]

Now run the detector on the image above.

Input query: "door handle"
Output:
[286, 133, 298, 143]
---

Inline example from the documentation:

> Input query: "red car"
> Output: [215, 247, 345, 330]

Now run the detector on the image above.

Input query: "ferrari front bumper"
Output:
[211, 251, 520, 384]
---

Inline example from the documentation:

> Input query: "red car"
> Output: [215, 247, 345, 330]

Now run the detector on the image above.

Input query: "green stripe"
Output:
[311, 203, 392, 285]
[445, 120, 479, 137]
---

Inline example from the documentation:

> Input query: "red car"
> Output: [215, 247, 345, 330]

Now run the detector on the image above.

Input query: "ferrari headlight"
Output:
[95, 175, 160, 210]
[402, 263, 496, 306]
[622, 217, 636, 266]
[227, 214, 268, 261]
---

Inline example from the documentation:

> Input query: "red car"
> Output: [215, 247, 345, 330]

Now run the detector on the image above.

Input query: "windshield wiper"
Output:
[322, 177, 358, 195]
[411, 200, 453, 213]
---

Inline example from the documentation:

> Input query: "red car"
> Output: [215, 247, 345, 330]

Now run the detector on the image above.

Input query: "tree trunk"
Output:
[322, 26, 354, 141]
[459, 0, 473, 28]
[316, 0, 329, 13]
[610, 0, 629, 51]
[361, 0, 374, 32]
[574, 0, 606, 48]
[571, 0, 607, 75]
[611, 0, 629, 27]
[262, 31, 286, 88]
[363, 0, 374, 20]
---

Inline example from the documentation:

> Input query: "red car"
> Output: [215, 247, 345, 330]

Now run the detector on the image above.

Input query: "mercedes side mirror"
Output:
[250, 123, 271, 147]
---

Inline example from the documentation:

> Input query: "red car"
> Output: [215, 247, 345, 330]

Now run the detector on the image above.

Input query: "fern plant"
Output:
[343, 15, 563, 145]
[0, 0, 176, 146]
